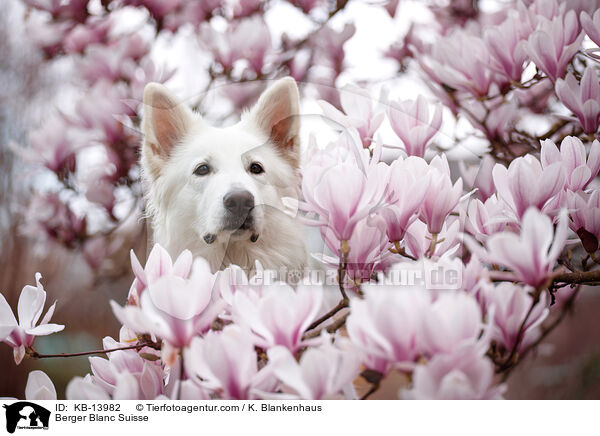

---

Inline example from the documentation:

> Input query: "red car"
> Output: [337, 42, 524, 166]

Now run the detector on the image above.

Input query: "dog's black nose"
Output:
[223, 190, 254, 215]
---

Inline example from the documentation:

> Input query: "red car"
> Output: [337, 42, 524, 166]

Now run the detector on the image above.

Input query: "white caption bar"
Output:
[1, 400, 598, 435]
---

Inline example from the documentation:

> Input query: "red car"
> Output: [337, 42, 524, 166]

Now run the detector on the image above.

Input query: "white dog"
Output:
[140, 78, 307, 274]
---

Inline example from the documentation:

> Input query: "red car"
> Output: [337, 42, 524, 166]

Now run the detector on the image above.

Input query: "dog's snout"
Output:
[223, 190, 254, 215]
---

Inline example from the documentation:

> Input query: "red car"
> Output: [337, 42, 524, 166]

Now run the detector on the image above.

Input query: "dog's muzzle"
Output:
[203, 190, 260, 244]
[222, 189, 255, 230]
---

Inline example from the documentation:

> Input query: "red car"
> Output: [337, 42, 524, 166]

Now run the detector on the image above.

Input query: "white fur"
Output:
[141, 78, 307, 274]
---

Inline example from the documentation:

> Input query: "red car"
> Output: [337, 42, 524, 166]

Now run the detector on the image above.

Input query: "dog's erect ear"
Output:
[142, 83, 193, 177]
[248, 77, 300, 166]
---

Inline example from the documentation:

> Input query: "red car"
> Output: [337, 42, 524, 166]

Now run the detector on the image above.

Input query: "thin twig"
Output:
[30, 341, 159, 359]
[306, 298, 349, 332]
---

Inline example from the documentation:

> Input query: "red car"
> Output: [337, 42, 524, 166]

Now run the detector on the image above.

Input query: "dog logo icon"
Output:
[3, 402, 50, 433]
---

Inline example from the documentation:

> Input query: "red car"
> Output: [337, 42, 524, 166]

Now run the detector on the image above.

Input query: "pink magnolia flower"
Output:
[484, 15, 529, 82]
[289, 0, 319, 14]
[420, 156, 463, 234]
[463, 254, 487, 297]
[555, 69, 600, 134]
[466, 196, 513, 242]
[404, 218, 461, 259]
[66, 375, 111, 400]
[400, 345, 506, 400]
[0, 273, 64, 364]
[24, 17, 71, 57]
[581, 9, 600, 47]
[231, 284, 323, 353]
[421, 30, 494, 97]
[162, 1, 212, 32]
[317, 216, 390, 286]
[200, 17, 271, 73]
[89, 330, 163, 400]
[23, 193, 87, 246]
[232, 0, 262, 18]
[111, 256, 223, 348]
[480, 282, 549, 352]
[319, 85, 384, 148]
[464, 98, 519, 143]
[378, 157, 430, 243]
[123, 0, 182, 20]
[74, 80, 136, 146]
[481, 208, 568, 287]
[128, 244, 193, 303]
[541, 137, 600, 191]
[459, 155, 496, 202]
[300, 159, 388, 243]
[567, 189, 600, 253]
[314, 23, 356, 75]
[419, 292, 487, 356]
[27, 114, 82, 174]
[25, 370, 57, 400]
[387, 96, 443, 157]
[265, 338, 361, 400]
[492, 155, 565, 219]
[515, 79, 555, 114]
[66, 373, 143, 400]
[523, 10, 584, 82]
[184, 326, 275, 400]
[63, 17, 112, 54]
[78, 34, 150, 85]
[346, 288, 429, 374]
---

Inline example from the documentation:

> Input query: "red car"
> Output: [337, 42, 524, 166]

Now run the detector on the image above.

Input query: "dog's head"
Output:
[141, 78, 301, 250]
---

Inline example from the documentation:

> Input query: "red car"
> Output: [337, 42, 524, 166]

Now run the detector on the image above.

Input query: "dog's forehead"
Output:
[185, 122, 270, 158]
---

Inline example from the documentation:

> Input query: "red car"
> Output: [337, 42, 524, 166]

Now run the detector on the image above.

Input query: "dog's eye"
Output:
[193, 164, 211, 176]
[249, 162, 264, 174]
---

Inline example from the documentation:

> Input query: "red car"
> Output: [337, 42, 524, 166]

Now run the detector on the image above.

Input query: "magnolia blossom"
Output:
[466, 196, 513, 242]
[379, 156, 431, 242]
[420, 155, 463, 235]
[421, 30, 493, 97]
[26, 115, 82, 173]
[129, 244, 193, 303]
[231, 284, 323, 352]
[265, 338, 361, 400]
[314, 23, 356, 75]
[480, 282, 549, 352]
[185, 326, 275, 400]
[581, 9, 600, 47]
[400, 345, 506, 400]
[523, 10, 584, 82]
[66, 375, 111, 400]
[555, 70, 600, 134]
[473, 155, 496, 202]
[480, 208, 568, 287]
[541, 137, 600, 191]
[111, 256, 223, 349]
[300, 159, 388, 243]
[459, 156, 496, 203]
[567, 189, 600, 253]
[319, 85, 384, 148]
[62, 18, 112, 54]
[387, 96, 443, 157]
[404, 218, 461, 259]
[25, 370, 57, 400]
[492, 155, 565, 219]
[346, 288, 429, 373]
[419, 292, 487, 356]
[484, 14, 529, 82]
[200, 16, 272, 73]
[318, 216, 390, 286]
[0, 273, 64, 364]
[89, 330, 163, 400]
